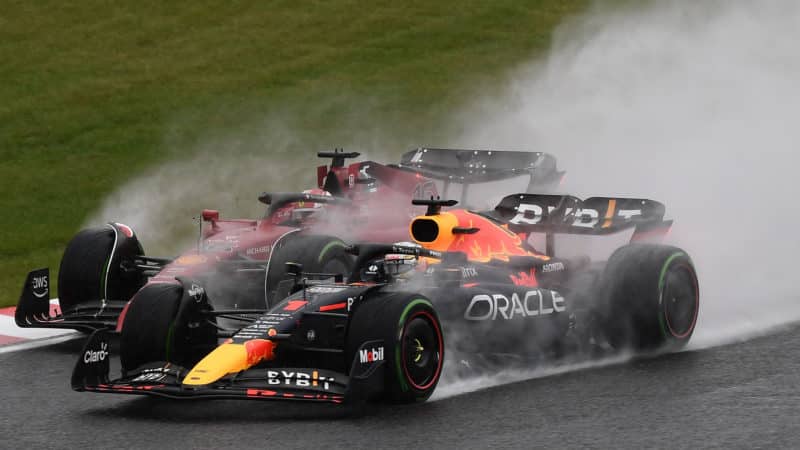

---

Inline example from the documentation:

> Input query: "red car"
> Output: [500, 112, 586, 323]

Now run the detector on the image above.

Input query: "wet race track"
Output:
[2, 324, 799, 449]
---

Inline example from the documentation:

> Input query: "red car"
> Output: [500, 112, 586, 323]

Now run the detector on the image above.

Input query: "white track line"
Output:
[0, 314, 77, 339]
[0, 333, 81, 355]
[0, 298, 81, 353]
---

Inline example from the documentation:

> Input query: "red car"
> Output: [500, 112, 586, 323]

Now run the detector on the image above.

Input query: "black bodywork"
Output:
[16, 148, 564, 334]
[71, 192, 697, 404]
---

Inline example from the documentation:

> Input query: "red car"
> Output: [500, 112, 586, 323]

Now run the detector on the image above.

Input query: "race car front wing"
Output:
[71, 330, 386, 405]
[15, 269, 125, 332]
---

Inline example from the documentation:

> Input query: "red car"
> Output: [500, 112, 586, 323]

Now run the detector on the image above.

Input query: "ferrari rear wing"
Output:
[72, 329, 385, 406]
[394, 148, 564, 191]
[486, 193, 672, 254]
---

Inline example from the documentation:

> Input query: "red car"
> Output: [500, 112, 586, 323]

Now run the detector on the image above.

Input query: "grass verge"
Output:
[1, 0, 590, 306]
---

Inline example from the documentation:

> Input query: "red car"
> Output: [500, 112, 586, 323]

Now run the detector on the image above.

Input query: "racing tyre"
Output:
[119, 283, 216, 372]
[265, 234, 352, 306]
[58, 224, 145, 313]
[601, 244, 699, 352]
[347, 293, 444, 403]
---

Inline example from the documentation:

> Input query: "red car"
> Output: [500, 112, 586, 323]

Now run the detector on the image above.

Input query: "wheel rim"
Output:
[401, 312, 442, 390]
[662, 263, 699, 338]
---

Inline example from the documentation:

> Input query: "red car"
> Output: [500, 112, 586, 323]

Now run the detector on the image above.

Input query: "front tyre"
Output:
[601, 244, 700, 352]
[119, 283, 216, 372]
[347, 293, 444, 403]
[58, 223, 145, 313]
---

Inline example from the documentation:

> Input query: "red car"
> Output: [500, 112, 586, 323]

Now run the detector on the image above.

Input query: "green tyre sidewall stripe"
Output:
[657, 252, 688, 339]
[395, 298, 434, 393]
[165, 323, 175, 363]
[318, 240, 346, 264]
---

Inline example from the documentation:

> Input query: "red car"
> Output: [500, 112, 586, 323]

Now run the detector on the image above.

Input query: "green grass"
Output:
[0, 0, 590, 307]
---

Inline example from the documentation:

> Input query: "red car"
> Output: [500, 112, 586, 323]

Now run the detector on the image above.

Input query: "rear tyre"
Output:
[601, 244, 699, 352]
[346, 293, 444, 403]
[119, 283, 216, 372]
[58, 225, 144, 313]
[265, 234, 352, 306]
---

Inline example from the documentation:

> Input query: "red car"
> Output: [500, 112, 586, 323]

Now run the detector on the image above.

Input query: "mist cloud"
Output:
[85, 0, 800, 394]
[453, 0, 800, 348]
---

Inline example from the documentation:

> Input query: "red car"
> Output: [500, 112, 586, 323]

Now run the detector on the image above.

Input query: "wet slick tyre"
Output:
[119, 284, 216, 372]
[265, 234, 351, 306]
[347, 293, 444, 403]
[602, 244, 699, 352]
[58, 225, 144, 313]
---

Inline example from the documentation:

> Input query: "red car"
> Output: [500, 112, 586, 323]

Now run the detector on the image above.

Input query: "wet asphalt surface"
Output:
[1, 324, 799, 450]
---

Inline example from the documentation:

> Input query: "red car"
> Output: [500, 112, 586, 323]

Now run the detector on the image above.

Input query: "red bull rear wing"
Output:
[489, 193, 671, 235]
[485, 193, 672, 256]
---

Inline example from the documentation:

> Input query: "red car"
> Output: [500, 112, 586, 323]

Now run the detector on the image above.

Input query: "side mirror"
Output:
[201, 209, 219, 221]
[284, 262, 305, 296]
[285, 262, 303, 277]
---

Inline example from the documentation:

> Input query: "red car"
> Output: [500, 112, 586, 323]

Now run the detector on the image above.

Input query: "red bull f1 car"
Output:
[16, 148, 563, 334]
[70, 194, 699, 405]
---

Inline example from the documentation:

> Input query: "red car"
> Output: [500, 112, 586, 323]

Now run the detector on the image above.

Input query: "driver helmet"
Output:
[358, 242, 423, 283]
[383, 242, 424, 278]
[270, 188, 331, 225]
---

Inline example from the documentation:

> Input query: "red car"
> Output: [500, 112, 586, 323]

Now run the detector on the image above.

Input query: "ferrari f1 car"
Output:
[16, 148, 562, 333]
[71, 194, 699, 405]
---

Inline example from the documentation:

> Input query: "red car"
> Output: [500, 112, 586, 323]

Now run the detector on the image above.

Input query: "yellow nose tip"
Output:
[182, 343, 249, 387]
[182, 339, 277, 387]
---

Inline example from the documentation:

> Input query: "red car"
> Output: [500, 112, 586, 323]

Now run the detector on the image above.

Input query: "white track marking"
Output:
[0, 298, 80, 352]
[0, 333, 80, 355]
[0, 313, 77, 339]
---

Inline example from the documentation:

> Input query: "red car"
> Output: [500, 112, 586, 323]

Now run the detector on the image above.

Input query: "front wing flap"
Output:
[72, 330, 385, 405]
[15, 269, 123, 332]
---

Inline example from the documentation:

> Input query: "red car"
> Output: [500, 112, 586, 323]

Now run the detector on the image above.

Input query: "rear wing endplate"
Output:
[394, 148, 564, 190]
